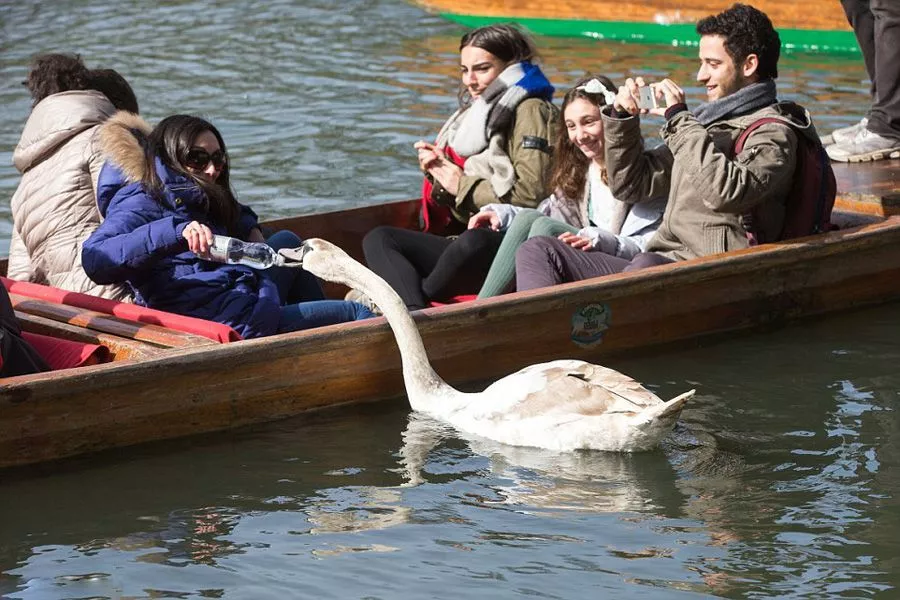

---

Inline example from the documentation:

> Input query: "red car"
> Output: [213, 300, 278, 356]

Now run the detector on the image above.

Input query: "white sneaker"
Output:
[826, 128, 900, 162]
[821, 117, 868, 146]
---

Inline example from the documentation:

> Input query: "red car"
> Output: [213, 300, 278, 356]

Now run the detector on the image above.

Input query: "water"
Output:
[1, 0, 898, 597]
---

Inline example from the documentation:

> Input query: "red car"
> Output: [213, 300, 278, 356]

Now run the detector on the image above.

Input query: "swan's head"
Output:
[280, 238, 355, 286]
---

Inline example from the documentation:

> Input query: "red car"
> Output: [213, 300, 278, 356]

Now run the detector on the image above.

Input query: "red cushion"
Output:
[2, 277, 241, 343]
[428, 294, 477, 307]
[21, 332, 108, 370]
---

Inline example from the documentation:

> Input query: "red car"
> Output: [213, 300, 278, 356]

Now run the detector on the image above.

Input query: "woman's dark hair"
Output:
[696, 3, 780, 80]
[144, 115, 240, 235]
[88, 68, 139, 113]
[25, 53, 90, 106]
[551, 75, 616, 203]
[457, 24, 539, 106]
[459, 24, 538, 64]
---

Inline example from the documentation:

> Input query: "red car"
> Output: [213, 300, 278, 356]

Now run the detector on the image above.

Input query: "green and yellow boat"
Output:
[412, 0, 858, 54]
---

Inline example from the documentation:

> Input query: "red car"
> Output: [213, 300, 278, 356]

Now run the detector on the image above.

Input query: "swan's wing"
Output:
[506, 360, 663, 410]
[478, 360, 663, 421]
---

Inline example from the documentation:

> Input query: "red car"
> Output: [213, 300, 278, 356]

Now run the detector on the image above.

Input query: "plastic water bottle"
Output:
[204, 235, 285, 269]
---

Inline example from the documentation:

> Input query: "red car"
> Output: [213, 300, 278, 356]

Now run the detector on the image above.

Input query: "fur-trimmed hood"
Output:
[98, 110, 152, 182]
[95, 111, 152, 217]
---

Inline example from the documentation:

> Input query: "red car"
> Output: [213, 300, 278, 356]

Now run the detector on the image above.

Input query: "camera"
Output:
[637, 85, 659, 110]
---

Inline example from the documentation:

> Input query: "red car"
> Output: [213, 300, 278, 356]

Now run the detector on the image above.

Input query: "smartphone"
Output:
[637, 85, 658, 110]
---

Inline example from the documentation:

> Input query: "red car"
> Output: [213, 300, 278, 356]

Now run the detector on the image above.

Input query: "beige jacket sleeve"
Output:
[602, 110, 673, 205]
[6, 227, 35, 282]
[662, 111, 797, 214]
[452, 98, 557, 218]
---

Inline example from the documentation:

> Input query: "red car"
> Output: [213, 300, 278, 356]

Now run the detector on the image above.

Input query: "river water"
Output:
[1, 0, 899, 598]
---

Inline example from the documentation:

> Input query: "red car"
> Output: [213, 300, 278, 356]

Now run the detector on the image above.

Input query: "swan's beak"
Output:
[277, 242, 312, 266]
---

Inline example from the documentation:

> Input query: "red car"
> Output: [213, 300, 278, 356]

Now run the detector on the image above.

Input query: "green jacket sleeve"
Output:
[452, 98, 558, 220]
[602, 109, 673, 205]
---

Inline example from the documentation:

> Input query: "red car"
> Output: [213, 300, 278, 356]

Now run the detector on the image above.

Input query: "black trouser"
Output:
[0, 286, 49, 378]
[841, 0, 900, 139]
[362, 226, 504, 310]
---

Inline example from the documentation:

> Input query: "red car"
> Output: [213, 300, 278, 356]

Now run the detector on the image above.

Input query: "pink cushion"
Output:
[428, 294, 477, 307]
[2, 277, 241, 343]
[21, 331, 108, 370]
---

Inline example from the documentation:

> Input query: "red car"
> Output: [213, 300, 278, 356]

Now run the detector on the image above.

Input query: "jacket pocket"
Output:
[702, 225, 728, 255]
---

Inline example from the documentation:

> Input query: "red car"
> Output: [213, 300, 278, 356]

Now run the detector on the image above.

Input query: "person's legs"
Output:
[828, 0, 900, 160]
[266, 230, 326, 303]
[362, 227, 452, 310]
[622, 252, 676, 271]
[841, 0, 876, 94]
[479, 213, 577, 298]
[868, 0, 900, 139]
[422, 227, 504, 300]
[515, 236, 630, 292]
[277, 300, 375, 333]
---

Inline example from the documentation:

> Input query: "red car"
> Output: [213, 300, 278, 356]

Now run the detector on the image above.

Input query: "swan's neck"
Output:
[337, 258, 464, 411]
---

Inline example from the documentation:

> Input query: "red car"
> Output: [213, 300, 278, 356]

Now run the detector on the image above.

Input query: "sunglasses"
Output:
[185, 147, 227, 171]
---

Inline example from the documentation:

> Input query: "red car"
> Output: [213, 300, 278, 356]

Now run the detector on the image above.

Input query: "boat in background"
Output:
[410, 0, 858, 54]
[0, 161, 898, 470]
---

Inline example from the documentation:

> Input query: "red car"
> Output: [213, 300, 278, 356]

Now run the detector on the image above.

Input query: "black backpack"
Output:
[734, 117, 837, 244]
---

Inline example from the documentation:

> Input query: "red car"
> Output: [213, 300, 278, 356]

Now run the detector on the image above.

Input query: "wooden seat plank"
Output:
[9, 294, 216, 349]
[15, 312, 166, 361]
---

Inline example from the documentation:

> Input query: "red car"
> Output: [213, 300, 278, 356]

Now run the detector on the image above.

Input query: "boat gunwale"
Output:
[2, 213, 898, 393]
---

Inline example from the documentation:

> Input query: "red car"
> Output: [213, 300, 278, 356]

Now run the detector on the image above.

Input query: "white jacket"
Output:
[8, 90, 131, 300]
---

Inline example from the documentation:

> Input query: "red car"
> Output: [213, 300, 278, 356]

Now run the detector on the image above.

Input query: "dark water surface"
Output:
[1, 0, 898, 598]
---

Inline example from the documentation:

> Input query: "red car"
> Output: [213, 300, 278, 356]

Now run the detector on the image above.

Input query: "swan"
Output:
[282, 239, 694, 452]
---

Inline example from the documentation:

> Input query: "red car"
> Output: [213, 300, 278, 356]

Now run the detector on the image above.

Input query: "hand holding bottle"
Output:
[182, 221, 215, 255]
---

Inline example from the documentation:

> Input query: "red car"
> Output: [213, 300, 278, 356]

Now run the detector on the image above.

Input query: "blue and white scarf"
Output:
[445, 61, 554, 156]
[434, 61, 553, 199]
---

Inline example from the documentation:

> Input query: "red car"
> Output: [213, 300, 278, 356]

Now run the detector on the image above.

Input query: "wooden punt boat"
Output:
[1, 161, 899, 470]
[411, 0, 858, 54]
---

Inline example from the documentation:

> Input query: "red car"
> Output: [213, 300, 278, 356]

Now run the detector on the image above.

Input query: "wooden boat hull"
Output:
[1, 161, 899, 469]
[411, 0, 857, 54]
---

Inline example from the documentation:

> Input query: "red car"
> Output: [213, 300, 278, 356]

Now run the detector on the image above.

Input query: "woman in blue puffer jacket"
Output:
[83, 112, 374, 338]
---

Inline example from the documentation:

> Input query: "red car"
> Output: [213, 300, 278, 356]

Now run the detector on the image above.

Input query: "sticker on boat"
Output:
[571, 303, 611, 347]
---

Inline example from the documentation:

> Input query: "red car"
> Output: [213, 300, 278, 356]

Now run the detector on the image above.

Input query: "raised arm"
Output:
[82, 187, 189, 285]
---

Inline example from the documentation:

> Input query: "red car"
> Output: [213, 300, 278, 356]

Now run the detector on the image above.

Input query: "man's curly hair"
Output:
[25, 53, 90, 106]
[696, 3, 781, 80]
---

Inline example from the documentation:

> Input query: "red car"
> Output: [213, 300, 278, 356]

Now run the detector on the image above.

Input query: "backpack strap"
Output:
[733, 117, 791, 155]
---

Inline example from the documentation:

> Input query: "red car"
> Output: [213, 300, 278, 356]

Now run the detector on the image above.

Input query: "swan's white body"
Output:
[287, 239, 693, 452]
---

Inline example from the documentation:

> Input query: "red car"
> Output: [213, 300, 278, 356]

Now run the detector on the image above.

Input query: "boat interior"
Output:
[1, 159, 898, 374]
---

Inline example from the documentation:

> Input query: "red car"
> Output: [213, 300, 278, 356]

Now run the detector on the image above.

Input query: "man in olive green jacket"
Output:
[515, 4, 828, 292]
[605, 3, 823, 261]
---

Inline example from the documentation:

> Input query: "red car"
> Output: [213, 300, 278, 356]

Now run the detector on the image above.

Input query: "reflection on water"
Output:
[1, 0, 897, 597]
[2, 304, 899, 597]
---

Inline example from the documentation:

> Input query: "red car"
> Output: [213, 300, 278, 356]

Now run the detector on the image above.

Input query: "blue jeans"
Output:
[265, 230, 376, 332]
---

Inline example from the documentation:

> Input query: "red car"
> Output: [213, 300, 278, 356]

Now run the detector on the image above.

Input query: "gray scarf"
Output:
[692, 79, 778, 126]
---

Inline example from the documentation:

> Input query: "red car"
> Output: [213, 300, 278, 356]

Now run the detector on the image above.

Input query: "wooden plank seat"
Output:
[1, 276, 241, 343]
[14, 311, 169, 361]
[8, 293, 216, 349]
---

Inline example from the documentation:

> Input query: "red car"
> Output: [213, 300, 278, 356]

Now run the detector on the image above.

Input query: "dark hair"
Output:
[551, 75, 616, 203]
[696, 3, 780, 80]
[88, 68, 139, 113]
[459, 23, 538, 64]
[25, 53, 90, 106]
[144, 115, 240, 235]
